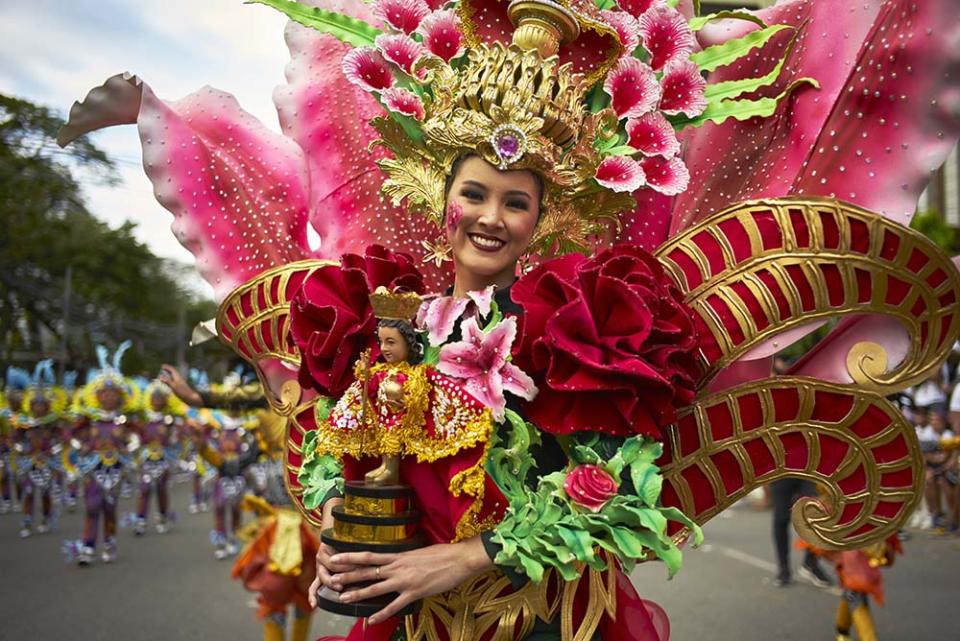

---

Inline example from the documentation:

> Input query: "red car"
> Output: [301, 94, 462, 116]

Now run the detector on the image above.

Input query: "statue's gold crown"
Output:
[369, 286, 423, 321]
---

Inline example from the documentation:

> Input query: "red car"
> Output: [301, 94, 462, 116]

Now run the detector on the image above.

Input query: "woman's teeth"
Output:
[469, 234, 505, 250]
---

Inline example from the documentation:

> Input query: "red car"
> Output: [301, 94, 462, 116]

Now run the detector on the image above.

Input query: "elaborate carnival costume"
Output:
[13, 360, 67, 537]
[185, 369, 217, 513]
[61, 0, 960, 639]
[1, 367, 29, 514]
[69, 342, 139, 565]
[131, 379, 187, 535]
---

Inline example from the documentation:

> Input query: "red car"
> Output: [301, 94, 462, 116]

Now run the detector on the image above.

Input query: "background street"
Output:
[0, 482, 954, 640]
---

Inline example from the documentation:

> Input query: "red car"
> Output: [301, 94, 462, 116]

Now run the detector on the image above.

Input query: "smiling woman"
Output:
[445, 156, 541, 297]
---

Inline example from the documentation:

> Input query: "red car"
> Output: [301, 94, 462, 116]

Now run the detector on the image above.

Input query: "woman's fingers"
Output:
[339, 576, 408, 605]
[368, 591, 417, 625]
[332, 565, 381, 587]
[307, 575, 321, 609]
[329, 550, 396, 567]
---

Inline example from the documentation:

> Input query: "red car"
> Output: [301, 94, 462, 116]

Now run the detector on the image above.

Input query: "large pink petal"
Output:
[466, 285, 495, 317]
[274, 2, 451, 289]
[478, 316, 518, 372]
[673, 0, 960, 233]
[465, 371, 506, 421]
[60, 74, 312, 301]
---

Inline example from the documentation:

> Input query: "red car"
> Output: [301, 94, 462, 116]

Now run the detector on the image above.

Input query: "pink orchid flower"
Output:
[437, 315, 537, 421]
[417, 284, 496, 346]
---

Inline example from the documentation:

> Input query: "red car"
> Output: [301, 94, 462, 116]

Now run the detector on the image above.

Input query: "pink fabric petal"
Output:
[424, 296, 469, 346]
[417, 9, 465, 62]
[380, 87, 426, 120]
[596, 156, 648, 193]
[478, 316, 518, 372]
[466, 285, 495, 317]
[375, 33, 424, 75]
[604, 57, 661, 120]
[437, 341, 484, 379]
[640, 155, 689, 196]
[465, 371, 506, 422]
[638, 2, 696, 71]
[658, 59, 707, 117]
[274, 2, 451, 291]
[602, 10, 641, 55]
[501, 362, 538, 401]
[673, 0, 960, 233]
[59, 74, 312, 301]
[626, 112, 681, 157]
[342, 47, 395, 92]
[374, 0, 430, 34]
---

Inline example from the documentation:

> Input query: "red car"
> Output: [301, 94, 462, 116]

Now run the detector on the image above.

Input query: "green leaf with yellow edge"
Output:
[676, 78, 819, 128]
[246, 0, 382, 47]
[689, 24, 792, 72]
[689, 10, 766, 32]
[704, 30, 800, 102]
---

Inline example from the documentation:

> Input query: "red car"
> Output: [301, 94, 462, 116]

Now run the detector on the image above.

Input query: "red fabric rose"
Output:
[289, 245, 425, 397]
[512, 244, 699, 438]
[564, 464, 619, 512]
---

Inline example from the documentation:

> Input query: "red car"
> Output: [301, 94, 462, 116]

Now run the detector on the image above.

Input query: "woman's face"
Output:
[378, 326, 409, 364]
[96, 387, 122, 411]
[446, 156, 540, 286]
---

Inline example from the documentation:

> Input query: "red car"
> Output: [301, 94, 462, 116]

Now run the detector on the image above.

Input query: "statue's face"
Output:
[96, 387, 122, 411]
[150, 391, 168, 411]
[446, 156, 540, 287]
[378, 326, 409, 364]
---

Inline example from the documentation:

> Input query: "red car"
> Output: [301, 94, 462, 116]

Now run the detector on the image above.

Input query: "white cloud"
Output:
[1, 0, 293, 300]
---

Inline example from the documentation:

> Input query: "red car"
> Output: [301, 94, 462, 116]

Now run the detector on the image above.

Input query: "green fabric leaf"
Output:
[689, 24, 791, 72]
[704, 32, 797, 102]
[604, 145, 640, 157]
[675, 78, 819, 128]
[571, 444, 601, 465]
[517, 550, 546, 583]
[556, 525, 596, 564]
[247, 0, 383, 47]
[689, 10, 766, 32]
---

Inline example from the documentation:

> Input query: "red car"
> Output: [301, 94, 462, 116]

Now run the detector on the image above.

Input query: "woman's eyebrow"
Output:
[505, 190, 531, 199]
[461, 180, 487, 189]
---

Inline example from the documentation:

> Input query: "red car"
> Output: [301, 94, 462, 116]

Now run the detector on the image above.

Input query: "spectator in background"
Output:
[771, 476, 834, 588]
[918, 410, 957, 532]
[913, 371, 948, 415]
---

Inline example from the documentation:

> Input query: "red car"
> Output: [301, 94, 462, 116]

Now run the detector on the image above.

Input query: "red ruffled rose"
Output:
[564, 464, 619, 512]
[511, 244, 699, 438]
[289, 245, 424, 397]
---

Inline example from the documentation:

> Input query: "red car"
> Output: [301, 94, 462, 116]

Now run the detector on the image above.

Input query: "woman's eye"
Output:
[461, 188, 483, 201]
[507, 199, 529, 210]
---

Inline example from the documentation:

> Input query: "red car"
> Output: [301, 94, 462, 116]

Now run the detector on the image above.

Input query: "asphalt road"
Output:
[0, 481, 955, 640]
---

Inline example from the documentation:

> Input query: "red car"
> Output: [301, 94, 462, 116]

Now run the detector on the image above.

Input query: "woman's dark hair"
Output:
[443, 154, 544, 221]
[378, 319, 424, 365]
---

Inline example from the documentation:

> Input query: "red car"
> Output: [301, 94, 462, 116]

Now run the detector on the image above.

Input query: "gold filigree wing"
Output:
[656, 197, 960, 394]
[659, 377, 923, 551]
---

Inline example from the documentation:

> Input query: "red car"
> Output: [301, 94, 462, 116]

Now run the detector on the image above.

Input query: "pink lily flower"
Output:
[438, 315, 537, 421]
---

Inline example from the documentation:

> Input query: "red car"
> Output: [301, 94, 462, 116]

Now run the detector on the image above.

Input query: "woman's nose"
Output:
[475, 201, 505, 228]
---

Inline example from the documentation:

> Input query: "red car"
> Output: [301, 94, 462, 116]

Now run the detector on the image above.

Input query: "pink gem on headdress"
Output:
[490, 124, 527, 169]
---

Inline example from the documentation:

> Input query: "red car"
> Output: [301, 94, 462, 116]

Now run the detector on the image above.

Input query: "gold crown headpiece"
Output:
[370, 286, 423, 321]
[264, 0, 804, 258]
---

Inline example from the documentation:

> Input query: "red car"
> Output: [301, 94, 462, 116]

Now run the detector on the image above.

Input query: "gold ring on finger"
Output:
[376, 566, 381, 580]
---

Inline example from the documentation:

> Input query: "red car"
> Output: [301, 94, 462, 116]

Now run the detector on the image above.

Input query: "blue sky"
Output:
[1, 0, 293, 297]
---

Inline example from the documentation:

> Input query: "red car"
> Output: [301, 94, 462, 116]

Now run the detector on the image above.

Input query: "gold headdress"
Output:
[262, 0, 803, 260]
[373, 1, 633, 255]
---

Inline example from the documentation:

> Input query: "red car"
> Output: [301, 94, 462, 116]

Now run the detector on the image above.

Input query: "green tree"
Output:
[0, 93, 222, 374]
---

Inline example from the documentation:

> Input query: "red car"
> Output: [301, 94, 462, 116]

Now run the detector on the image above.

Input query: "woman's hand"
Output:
[330, 536, 494, 625]
[307, 497, 359, 608]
